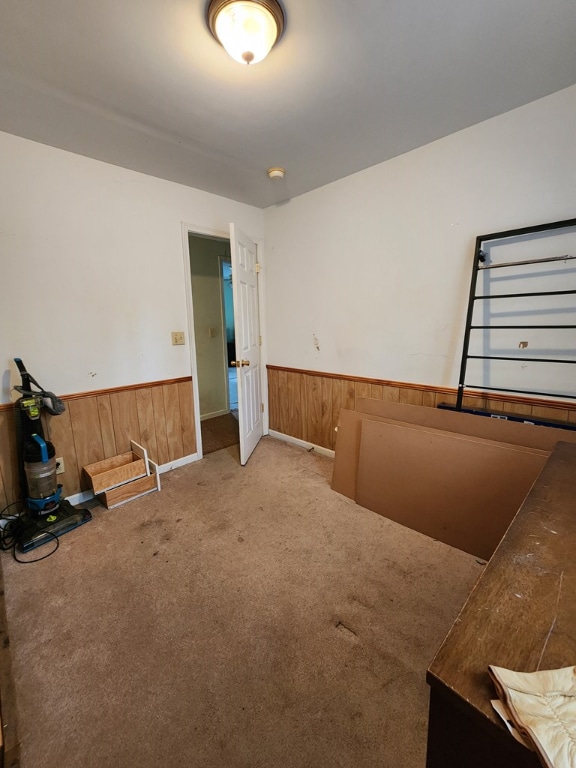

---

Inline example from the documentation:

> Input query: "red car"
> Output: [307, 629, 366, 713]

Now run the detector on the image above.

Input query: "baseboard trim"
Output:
[200, 409, 229, 422]
[268, 430, 335, 458]
[157, 453, 201, 473]
[66, 489, 95, 505]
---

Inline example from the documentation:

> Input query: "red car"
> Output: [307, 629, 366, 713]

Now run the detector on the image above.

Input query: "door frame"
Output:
[181, 222, 269, 460]
[219, 253, 233, 412]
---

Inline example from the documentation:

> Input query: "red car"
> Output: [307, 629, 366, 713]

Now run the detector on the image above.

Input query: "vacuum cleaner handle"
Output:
[14, 357, 32, 391]
[13, 358, 66, 416]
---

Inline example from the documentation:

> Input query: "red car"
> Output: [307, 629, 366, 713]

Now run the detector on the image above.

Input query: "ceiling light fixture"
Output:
[207, 0, 285, 65]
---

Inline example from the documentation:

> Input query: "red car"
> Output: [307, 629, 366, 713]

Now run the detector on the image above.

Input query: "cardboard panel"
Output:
[355, 398, 576, 450]
[355, 420, 548, 560]
[331, 397, 575, 503]
[332, 409, 368, 499]
[332, 407, 527, 500]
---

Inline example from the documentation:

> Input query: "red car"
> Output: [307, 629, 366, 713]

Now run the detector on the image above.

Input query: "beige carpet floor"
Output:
[201, 412, 240, 454]
[2, 437, 483, 768]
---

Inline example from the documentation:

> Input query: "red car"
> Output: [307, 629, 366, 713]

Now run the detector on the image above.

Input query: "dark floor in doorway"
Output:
[201, 412, 239, 454]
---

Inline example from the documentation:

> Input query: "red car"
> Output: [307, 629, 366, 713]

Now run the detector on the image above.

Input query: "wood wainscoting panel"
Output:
[461, 394, 487, 411]
[0, 377, 197, 505]
[268, 368, 307, 443]
[0, 469, 7, 511]
[177, 381, 196, 456]
[369, 383, 384, 400]
[399, 388, 423, 406]
[531, 404, 569, 423]
[437, 391, 457, 407]
[267, 365, 575, 452]
[97, 395, 117, 459]
[0, 410, 19, 508]
[45, 406, 81, 499]
[320, 377, 334, 449]
[151, 386, 170, 465]
[286, 370, 306, 441]
[69, 398, 106, 491]
[163, 383, 184, 462]
[331, 382, 344, 446]
[303, 374, 321, 446]
[275, 369, 288, 436]
[304, 375, 333, 449]
[267, 368, 280, 437]
[136, 388, 159, 461]
[332, 379, 355, 448]
[381, 385, 401, 403]
[422, 390, 436, 408]
[354, 381, 371, 401]
[110, 390, 142, 455]
[486, 399, 529, 417]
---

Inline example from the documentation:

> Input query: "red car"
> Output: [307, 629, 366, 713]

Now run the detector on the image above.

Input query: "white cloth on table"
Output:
[488, 665, 576, 768]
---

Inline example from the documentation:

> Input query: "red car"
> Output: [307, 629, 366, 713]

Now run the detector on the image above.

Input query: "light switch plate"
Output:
[171, 331, 185, 345]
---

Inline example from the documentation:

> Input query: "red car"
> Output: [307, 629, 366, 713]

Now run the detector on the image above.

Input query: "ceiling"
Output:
[1, 0, 576, 208]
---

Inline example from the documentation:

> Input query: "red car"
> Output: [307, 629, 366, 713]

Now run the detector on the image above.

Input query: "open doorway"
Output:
[221, 258, 238, 416]
[185, 223, 264, 465]
[188, 233, 239, 454]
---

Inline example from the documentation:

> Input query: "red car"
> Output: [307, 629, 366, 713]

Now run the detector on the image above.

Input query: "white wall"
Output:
[3, 84, 575, 406]
[0, 132, 264, 404]
[264, 85, 576, 389]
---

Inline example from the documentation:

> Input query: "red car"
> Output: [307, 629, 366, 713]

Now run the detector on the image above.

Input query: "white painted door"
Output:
[230, 224, 263, 465]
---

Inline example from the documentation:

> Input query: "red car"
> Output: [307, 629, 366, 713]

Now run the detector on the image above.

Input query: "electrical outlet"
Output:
[171, 331, 185, 345]
[56, 457, 65, 475]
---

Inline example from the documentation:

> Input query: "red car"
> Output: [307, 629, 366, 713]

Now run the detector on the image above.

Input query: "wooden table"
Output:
[0, 554, 19, 768]
[426, 440, 576, 767]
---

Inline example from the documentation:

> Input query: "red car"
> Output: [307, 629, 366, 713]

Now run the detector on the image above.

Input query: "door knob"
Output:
[231, 360, 250, 367]
[241, 360, 250, 367]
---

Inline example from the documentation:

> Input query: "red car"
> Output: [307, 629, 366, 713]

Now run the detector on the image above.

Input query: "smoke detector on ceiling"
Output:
[267, 167, 285, 180]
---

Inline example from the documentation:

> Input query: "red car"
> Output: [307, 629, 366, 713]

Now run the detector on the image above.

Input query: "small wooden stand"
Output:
[83, 441, 160, 508]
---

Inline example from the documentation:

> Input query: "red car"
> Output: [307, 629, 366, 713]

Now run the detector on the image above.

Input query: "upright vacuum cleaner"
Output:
[12, 358, 91, 553]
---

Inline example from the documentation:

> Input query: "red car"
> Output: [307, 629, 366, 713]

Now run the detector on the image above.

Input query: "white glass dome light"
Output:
[207, 0, 285, 65]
